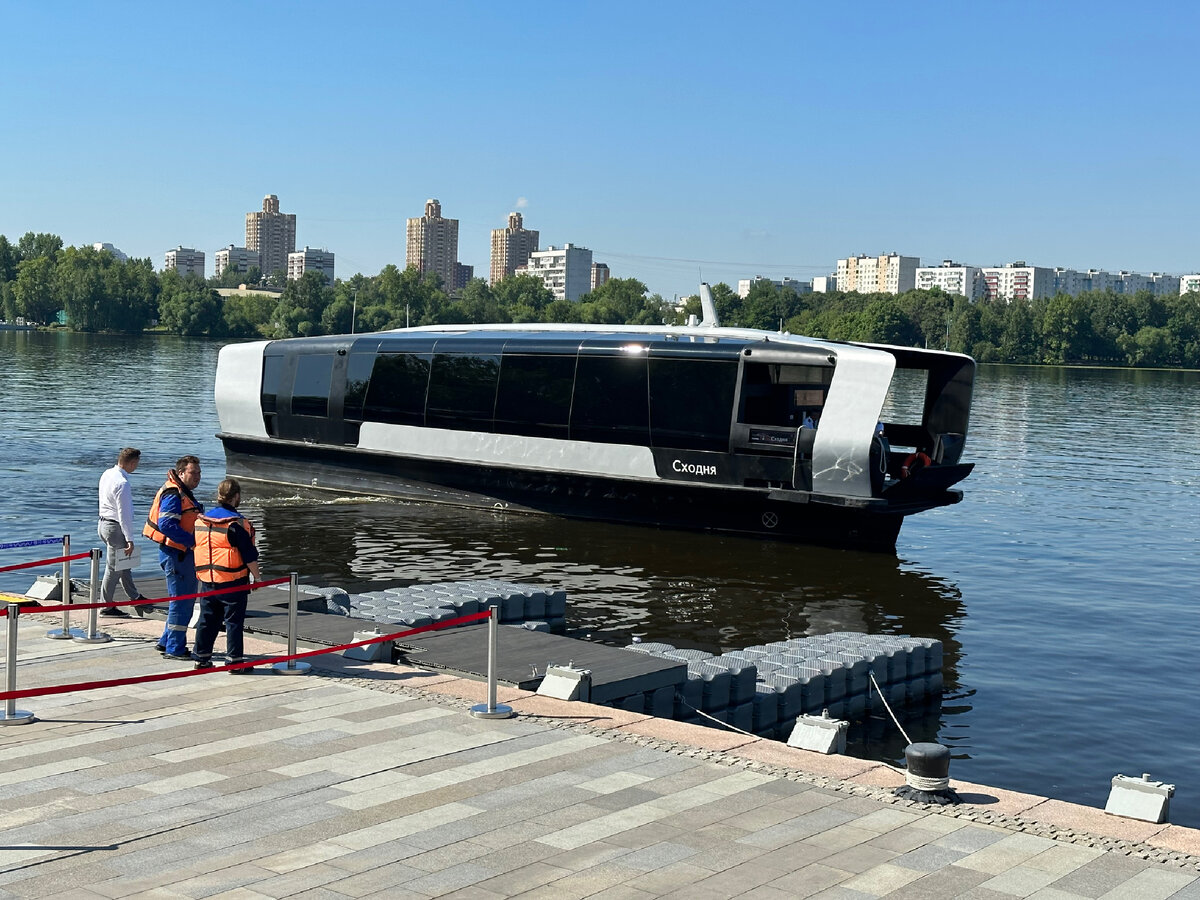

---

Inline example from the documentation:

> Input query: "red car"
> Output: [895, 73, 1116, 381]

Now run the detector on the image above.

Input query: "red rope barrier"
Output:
[0, 551, 91, 574]
[30, 576, 294, 614]
[0, 609, 494, 702]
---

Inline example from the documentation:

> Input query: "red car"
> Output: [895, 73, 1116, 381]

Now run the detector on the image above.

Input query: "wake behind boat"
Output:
[214, 285, 974, 551]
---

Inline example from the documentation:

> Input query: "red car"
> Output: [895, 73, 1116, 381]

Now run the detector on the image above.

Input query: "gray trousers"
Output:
[97, 519, 140, 604]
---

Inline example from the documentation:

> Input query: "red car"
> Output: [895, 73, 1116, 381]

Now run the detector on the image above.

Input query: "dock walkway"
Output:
[2, 614, 1199, 899]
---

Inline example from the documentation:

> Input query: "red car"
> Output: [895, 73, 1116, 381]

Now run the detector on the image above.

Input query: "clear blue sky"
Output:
[3, 1, 1197, 298]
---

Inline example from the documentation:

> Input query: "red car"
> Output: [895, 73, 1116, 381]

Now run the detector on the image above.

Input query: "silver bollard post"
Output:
[272, 573, 310, 675]
[1, 602, 36, 725]
[47, 534, 79, 640]
[470, 605, 515, 719]
[74, 548, 111, 644]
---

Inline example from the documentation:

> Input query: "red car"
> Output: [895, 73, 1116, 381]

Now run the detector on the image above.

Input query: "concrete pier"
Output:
[1, 612, 1198, 898]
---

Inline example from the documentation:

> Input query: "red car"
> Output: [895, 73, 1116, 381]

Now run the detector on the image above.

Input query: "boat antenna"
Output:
[699, 282, 720, 327]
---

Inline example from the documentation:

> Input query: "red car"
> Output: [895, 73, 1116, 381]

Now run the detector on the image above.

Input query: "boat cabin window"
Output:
[649, 358, 738, 452]
[363, 353, 431, 426]
[427, 352, 500, 431]
[343, 351, 376, 423]
[495, 353, 575, 438]
[880, 367, 929, 427]
[290, 353, 334, 418]
[738, 362, 833, 428]
[571, 353, 649, 445]
[260, 352, 284, 436]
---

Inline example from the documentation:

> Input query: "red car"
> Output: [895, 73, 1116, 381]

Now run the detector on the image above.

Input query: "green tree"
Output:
[222, 291, 276, 338]
[158, 269, 224, 336]
[268, 271, 334, 337]
[17, 232, 63, 262]
[14, 256, 58, 323]
[492, 273, 553, 322]
[55, 245, 107, 331]
[0, 234, 18, 282]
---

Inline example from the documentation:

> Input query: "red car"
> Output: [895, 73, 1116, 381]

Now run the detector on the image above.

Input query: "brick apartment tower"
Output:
[245, 194, 297, 279]
[406, 199, 460, 293]
[489, 212, 539, 285]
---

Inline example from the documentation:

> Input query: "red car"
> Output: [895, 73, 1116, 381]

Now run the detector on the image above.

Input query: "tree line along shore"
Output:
[3, 231, 1199, 368]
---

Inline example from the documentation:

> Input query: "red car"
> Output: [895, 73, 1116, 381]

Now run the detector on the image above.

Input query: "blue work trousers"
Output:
[193, 580, 249, 663]
[159, 550, 197, 655]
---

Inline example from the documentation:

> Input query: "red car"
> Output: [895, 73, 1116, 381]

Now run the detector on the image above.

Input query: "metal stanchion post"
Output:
[470, 605, 515, 719]
[272, 573, 310, 675]
[74, 548, 111, 644]
[1, 602, 36, 725]
[47, 534, 79, 640]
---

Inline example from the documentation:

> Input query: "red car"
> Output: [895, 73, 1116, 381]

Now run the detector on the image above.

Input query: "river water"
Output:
[2, 331, 1198, 823]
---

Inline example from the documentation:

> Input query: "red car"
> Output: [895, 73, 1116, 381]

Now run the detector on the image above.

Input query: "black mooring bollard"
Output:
[894, 742, 960, 805]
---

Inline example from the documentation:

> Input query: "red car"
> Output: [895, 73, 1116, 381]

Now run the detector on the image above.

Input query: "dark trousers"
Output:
[193, 578, 249, 662]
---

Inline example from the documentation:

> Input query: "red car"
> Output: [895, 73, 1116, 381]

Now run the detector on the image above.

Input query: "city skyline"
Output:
[4, 2, 1200, 300]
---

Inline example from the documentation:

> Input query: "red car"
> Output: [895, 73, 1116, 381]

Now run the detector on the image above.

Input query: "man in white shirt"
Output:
[97, 447, 146, 616]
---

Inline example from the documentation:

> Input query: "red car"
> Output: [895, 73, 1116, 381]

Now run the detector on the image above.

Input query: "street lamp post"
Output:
[351, 289, 358, 335]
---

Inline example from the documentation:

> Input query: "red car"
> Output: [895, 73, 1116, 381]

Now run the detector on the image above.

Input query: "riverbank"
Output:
[2, 612, 1198, 898]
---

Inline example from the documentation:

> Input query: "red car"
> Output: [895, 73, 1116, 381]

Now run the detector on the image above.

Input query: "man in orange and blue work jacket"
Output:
[143, 456, 203, 660]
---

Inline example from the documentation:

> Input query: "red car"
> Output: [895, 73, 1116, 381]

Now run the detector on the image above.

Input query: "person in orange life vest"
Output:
[143, 456, 203, 660]
[900, 449, 932, 479]
[192, 477, 260, 671]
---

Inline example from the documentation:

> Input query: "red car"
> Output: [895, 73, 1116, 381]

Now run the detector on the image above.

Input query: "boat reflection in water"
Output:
[248, 490, 968, 763]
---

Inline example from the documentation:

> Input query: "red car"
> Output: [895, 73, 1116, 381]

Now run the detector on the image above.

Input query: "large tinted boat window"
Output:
[290, 354, 334, 417]
[343, 351, 376, 422]
[571, 352, 649, 445]
[261, 352, 284, 436]
[495, 354, 575, 438]
[650, 358, 737, 451]
[363, 353, 431, 425]
[427, 353, 500, 431]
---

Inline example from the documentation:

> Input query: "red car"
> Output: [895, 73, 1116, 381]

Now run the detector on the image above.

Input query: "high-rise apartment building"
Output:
[915, 261, 984, 300]
[245, 194, 297, 278]
[591, 262, 611, 292]
[520, 244, 593, 301]
[406, 199, 460, 294]
[981, 262, 1055, 301]
[836, 253, 919, 294]
[454, 263, 475, 293]
[287, 247, 335, 285]
[93, 242, 128, 262]
[214, 245, 261, 278]
[489, 212, 539, 285]
[164, 246, 204, 278]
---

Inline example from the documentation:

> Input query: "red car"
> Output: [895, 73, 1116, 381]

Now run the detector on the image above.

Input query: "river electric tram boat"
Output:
[214, 286, 975, 551]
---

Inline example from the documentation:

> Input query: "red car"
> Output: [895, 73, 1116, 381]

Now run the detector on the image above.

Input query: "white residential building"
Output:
[1148, 273, 1180, 296]
[1181, 275, 1200, 294]
[214, 245, 261, 278]
[980, 262, 1055, 301]
[164, 246, 205, 279]
[287, 247, 335, 285]
[93, 242, 128, 262]
[836, 253, 918, 294]
[520, 243, 593, 301]
[736, 276, 813, 298]
[812, 275, 837, 293]
[915, 261, 984, 300]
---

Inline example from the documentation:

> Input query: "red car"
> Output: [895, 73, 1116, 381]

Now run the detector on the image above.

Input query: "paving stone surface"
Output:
[0, 614, 1197, 898]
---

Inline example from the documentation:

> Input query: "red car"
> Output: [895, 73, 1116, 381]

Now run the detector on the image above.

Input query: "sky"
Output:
[3, 1, 1198, 299]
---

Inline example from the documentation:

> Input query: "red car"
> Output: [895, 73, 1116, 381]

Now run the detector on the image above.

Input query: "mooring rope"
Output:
[674, 694, 758, 737]
[869, 670, 912, 746]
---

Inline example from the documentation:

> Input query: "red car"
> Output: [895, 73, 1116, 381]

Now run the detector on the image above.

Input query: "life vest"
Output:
[194, 513, 256, 584]
[900, 451, 932, 479]
[142, 472, 201, 551]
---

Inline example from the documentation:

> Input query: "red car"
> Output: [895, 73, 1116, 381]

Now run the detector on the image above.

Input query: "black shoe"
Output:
[154, 643, 166, 654]
[228, 660, 253, 674]
[194, 660, 214, 670]
[132, 598, 148, 618]
[162, 651, 193, 662]
[100, 607, 130, 618]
